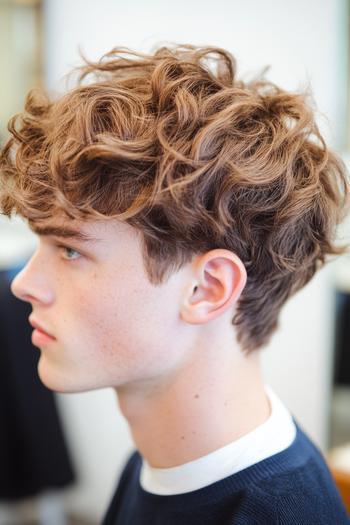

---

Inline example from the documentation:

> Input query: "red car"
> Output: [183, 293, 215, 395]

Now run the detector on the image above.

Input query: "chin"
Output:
[37, 359, 108, 394]
[36, 358, 75, 393]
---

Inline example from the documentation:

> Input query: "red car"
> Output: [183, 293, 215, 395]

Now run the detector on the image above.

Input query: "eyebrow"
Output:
[30, 225, 99, 243]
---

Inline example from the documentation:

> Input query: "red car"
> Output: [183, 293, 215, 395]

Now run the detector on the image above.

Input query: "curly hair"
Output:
[1, 42, 349, 354]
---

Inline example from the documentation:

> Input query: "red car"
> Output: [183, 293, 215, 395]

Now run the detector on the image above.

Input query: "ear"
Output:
[180, 249, 247, 325]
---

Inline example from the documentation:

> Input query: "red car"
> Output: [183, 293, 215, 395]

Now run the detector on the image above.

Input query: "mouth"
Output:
[28, 316, 56, 340]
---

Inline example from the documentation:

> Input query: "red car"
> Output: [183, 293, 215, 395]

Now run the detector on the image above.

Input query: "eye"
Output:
[58, 245, 82, 261]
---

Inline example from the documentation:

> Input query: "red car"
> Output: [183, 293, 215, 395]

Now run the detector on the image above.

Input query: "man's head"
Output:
[6, 213, 248, 394]
[1, 43, 349, 393]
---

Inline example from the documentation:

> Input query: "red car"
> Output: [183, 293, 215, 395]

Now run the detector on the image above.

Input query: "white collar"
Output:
[140, 384, 297, 495]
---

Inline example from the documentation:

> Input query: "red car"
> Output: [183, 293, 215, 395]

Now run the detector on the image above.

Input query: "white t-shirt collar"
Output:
[140, 384, 297, 495]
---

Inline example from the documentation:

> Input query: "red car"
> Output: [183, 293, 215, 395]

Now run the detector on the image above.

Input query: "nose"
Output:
[11, 249, 55, 306]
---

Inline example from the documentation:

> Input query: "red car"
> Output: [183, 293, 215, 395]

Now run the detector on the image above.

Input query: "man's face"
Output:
[11, 217, 191, 394]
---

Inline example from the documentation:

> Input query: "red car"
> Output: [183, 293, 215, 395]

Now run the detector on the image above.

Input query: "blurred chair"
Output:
[327, 444, 350, 516]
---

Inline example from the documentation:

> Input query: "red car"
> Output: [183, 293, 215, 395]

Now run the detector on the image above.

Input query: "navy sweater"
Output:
[101, 417, 349, 524]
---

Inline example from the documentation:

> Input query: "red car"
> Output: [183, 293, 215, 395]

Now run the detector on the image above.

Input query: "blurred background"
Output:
[0, 0, 350, 523]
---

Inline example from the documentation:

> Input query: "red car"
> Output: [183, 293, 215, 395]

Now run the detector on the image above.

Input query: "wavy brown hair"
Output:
[1, 43, 349, 354]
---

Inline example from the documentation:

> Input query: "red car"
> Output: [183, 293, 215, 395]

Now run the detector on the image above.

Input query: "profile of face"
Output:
[11, 217, 247, 395]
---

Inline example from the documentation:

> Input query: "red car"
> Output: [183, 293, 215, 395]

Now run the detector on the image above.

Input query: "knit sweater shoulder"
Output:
[101, 417, 350, 525]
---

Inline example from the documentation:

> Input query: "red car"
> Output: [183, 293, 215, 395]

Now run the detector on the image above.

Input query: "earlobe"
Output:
[180, 249, 247, 325]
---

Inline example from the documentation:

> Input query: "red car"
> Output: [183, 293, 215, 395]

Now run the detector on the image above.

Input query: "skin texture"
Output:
[11, 216, 271, 468]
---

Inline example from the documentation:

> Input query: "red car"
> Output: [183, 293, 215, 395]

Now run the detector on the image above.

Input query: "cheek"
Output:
[65, 280, 153, 361]
[56, 260, 188, 388]
[69, 278, 180, 377]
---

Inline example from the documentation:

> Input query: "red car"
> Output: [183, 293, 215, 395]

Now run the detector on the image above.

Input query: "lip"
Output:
[28, 316, 56, 341]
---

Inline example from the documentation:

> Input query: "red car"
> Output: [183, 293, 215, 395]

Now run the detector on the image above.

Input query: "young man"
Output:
[1, 43, 349, 524]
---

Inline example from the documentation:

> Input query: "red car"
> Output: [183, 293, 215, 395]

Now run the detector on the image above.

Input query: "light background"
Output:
[1, 0, 349, 521]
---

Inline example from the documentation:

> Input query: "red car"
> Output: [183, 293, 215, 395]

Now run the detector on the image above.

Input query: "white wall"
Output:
[1, 0, 348, 521]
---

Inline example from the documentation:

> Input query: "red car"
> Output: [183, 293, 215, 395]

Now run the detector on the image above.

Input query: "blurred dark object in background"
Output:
[333, 288, 350, 386]
[0, 265, 76, 501]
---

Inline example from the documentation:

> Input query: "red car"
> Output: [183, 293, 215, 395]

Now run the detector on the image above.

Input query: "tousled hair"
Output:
[1, 42, 349, 354]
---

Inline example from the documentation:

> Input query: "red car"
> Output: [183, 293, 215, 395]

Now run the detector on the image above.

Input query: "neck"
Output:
[115, 339, 271, 469]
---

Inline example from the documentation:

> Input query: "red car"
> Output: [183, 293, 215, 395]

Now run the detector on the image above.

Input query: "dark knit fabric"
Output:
[102, 417, 349, 524]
